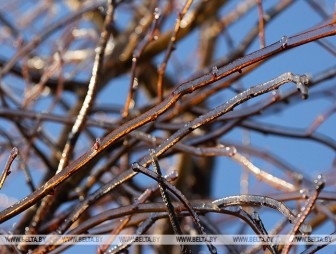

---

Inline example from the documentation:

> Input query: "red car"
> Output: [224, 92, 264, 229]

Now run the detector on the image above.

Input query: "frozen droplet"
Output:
[94, 137, 101, 150]
[296, 82, 309, 100]
[280, 35, 288, 48]
[11, 147, 18, 156]
[154, 7, 161, 20]
[251, 210, 259, 220]
[184, 122, 192, 131]
[149, 148, 156, 155]
[133, 77, 139, 89]
[299, 189, 308, 199]
[212, 66, 218, 77]
[314, 174, 325, 190]
[263, 14, 271, 21]
[150, 135, 157, 143]
[225, 146, 237, 156]
[301, 93, 308, 100]
[300, 74, 309, 85]
[129, 99, 135, 109]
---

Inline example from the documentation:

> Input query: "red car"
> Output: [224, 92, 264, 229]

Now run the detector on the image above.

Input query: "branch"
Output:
[0, 21, 333, 222]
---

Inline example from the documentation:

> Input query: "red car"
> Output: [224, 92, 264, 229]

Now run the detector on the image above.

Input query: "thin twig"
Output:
[0, 147, 18, 189]
[107, 213, 165, 254]
[307, 104, 336, 134]
[231, 152, 296, 191]
[257, 0, 265, 48]
[240, 120, 336, 151]
[149, 149, 191, 253]
[251, 211, 278, 253]
[96, 184, 158, 254]
[122, 7, 161, 117]
[300, 231, 336, 254]
[157, 0, 193, 101]
[282, 175, 325, 254]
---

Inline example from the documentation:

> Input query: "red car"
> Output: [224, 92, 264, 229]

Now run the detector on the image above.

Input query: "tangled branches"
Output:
[0, 1, 335, 253]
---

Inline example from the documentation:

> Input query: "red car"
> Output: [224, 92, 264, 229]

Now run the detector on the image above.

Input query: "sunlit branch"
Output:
[231, 152, 296, 191]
